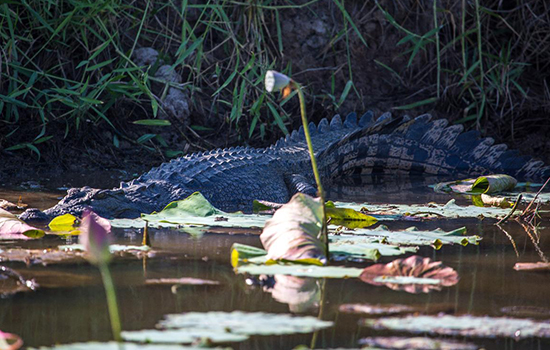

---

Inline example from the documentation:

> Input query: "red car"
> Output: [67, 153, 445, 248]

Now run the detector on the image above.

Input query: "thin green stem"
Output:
[433, 0, 440, 98]
[294, 82, 329, 257]
[99, 263, 122, 342]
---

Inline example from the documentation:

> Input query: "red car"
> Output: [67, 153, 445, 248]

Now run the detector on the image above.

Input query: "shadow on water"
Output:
[0, 175, 550, 349]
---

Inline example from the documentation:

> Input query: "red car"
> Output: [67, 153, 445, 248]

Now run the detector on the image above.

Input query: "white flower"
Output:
[265, 70, 291, 92]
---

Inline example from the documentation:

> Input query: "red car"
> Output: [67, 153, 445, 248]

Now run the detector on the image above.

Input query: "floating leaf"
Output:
[48, 213, 80, 235]
[326, 206, 378, 229]
[0, 208, 44, 239]
[235, 264, 363, 278]
[338, 199, 514, 219]
[127, 192, 268, 229]
[145, 278, 219, 286]
[362, 314, 550, 339]
[158, 311, 333, 336]
[359, 255, 459, 293]
[121, 329, 248, 344]
[434, 174, 517, 194]
[329, 237, 417, 261]
[29, 342, 229, 350]
[260, 193, 326, 265]
[479, 194, 513, 208]
[230, 243, 268, 267]
[339, 303, 416, 316]
[333, 226, 480, 250]
[359, 337, 479, 350]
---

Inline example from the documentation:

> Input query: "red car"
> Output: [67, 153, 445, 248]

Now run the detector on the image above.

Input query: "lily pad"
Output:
[139, 192, 268, 228]
[338, 303, 416, 316]
[48, 213, 80, 235]
[362, 314, 550, 339]
[0, 208, 44, 239]
[359, 337, 479, 350]
[359, 255, 459, 293]
[434, 174, 517, 194]
[30, 342, 231, 350]
[121, 329, 248, 344]
[158, 311, 333, 335]
[235, 264, 363, 278]
[333, 226, 481, 250]
[260, 193, 326, 265]
[145, 278, 220, 286]
[337, 199, 514, 219]
[329, 238, 417, 261]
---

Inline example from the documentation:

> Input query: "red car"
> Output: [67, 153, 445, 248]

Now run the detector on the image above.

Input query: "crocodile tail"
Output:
[318, 112, 550, 181]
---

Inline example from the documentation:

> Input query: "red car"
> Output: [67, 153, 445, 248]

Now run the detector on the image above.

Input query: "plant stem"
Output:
[99, 262, 122, 342]
[294, 82, 329, 257]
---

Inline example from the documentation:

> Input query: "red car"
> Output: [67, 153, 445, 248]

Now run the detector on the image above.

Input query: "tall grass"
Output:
[0, 0, 365, 159]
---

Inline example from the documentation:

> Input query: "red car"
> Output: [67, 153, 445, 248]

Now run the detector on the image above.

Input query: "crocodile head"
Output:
[24, 186, 143, 220]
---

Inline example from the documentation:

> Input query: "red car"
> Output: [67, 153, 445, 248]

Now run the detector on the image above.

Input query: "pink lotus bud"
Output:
[79, 210, 112, 265]
[265, 70, 291, 92]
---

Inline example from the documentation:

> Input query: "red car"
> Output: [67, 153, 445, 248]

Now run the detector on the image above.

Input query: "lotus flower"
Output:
[79, 210, 112, 265]
[265, 70, 291, 92]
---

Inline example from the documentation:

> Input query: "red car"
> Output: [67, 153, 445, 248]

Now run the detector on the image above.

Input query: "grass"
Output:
[1, 0, 549, 162]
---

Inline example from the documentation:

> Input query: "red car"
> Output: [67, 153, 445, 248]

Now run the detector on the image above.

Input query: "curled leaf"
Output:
[359, 255, 459, 293]
[0, 209, 44, 239]
[260, 193, 326, 265]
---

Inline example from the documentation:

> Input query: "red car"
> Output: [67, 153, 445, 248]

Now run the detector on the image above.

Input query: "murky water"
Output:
[1, 175, 550, 349]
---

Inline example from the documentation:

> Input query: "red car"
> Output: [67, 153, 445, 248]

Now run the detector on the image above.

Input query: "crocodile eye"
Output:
[94, 192, 107, 200]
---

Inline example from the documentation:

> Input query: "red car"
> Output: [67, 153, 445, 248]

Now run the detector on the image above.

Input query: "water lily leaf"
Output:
[362, 314, 550, 339]
[30, 341, 230, 350]
[434, 174, 517, 194]
[235, 264, 363, 278]
[338, 199, 514, 219]
[334, 226, 480, 250]
[326, 206, 378, 228]
[48, 213, 80, 235]
[126, 192, 268, 229]
[0, 208, 44, 239]
[338, 303, 416, 316]
[145, 278, 220, 286]
[329, 237, 417, 261]
[260, 193, 326, 265]
[158, 311, 333, 335]
[230, 243, 269, 267]
[359, 337, 479, 350]
[479, 194, 513, 208]
[359, 255, 459, 293]
[121, 329, 248, 344]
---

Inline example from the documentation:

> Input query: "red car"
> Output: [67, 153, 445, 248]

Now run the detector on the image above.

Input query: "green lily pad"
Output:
[235, 264, 363, 278]
[112, 192, 268, 229]
[359, 337, 479, 350]
[329, 238, 417, 261]
[362, 314, 550, 339]
[121, 328, 248, 344]
[30, 342, 232, 350]
[333, 226, 481, 250]
[336, 199, 514, 219]
[158, 311, 333, 335]
[434, 174, 517, 194]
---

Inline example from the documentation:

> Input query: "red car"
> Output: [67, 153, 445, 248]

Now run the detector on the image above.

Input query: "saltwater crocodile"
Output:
[20, 111, 550, 220]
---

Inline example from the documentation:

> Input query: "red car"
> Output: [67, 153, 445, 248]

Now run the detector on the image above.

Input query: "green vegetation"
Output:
[1, 0, 549, 161]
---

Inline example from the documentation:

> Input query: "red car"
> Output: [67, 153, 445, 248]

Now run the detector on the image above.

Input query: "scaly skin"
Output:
[20, 112, 550, 220]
